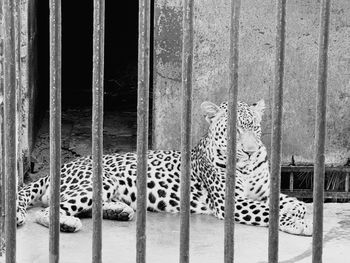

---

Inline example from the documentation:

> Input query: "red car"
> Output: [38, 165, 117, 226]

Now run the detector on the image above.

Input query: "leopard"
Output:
[16, 99, 312, 236]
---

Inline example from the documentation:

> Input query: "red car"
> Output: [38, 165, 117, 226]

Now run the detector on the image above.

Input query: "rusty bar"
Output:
[179, 0, 194, 262]
[91, 0, 105, 262]
[268, 0, 287, 262]
[136, 0, 150, 262]
[224, 0, 241, 262]
[49, 0, 61, 262]
[3, 0, 17, 262]
[345, 173, 349, 192]
[312, 1, 331, 262]
[289, 172, 294, 192]
[15, 0, 23, 187]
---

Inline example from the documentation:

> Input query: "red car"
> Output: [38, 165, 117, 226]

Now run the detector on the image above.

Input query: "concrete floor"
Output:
[0, 203, 348, 263]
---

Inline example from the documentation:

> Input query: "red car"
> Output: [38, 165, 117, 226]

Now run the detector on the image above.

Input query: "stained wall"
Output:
[152, 0, 350, 165]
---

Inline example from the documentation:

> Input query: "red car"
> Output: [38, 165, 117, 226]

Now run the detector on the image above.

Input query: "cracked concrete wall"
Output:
[152, 0, 350, 165]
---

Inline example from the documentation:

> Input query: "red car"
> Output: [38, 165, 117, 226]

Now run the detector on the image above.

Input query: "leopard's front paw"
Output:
[280, 216, 312, 236]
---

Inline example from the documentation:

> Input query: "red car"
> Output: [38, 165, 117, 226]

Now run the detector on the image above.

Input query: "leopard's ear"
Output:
[201, 101, 220, 124]
[251, 99, 265, 123]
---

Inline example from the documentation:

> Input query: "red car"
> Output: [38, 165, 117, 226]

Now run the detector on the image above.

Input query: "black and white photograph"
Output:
[0, 0, 349, 262]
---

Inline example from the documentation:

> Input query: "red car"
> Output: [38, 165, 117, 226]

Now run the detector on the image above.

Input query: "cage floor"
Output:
[0, 203, 348, 262]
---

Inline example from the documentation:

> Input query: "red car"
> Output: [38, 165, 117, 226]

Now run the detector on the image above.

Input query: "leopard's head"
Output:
[201, 99, 265, 165]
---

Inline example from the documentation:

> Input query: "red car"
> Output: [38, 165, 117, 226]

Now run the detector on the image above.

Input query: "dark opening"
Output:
[37, 0, 142, 110]
[32, 1, 151, 176]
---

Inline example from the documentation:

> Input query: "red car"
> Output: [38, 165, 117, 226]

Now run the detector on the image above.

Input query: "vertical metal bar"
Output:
[289, 172, 294, 192]
[268, 1, 286, 262]
[136, 0, 150, 262]
[312, 1, 331, 262]
[0, 99, 4, 256]
[15, 0, 23, 187]
[3, 0, 17, 262]
[179, 0, 194, 262]
[345, 173, 349, 192]
[224, 0, 241, 262]
[49, 1, 61, 262]
[92, 0, 105, 262]
[0, 0, 5, 255]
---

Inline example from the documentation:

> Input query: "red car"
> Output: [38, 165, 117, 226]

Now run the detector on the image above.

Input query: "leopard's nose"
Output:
[242, 145, 258, 154]
[245, 148, 257, 154]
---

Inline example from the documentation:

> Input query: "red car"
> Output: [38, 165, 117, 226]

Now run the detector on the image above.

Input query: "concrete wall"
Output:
[0, 0, 38, 178]
[152, 0, 350, 165]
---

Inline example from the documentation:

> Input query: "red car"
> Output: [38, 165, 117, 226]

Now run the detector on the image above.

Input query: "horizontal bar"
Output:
[283, 190, 350, 200]
[224, 0, 241, 262]
[312, 0, 331, 262]
[282, 166, 350, 173]
[92, 0, 105, 262]
[136, 0, 151, 262]
[49, 1, 61, 263]
[179, 0, 194, 262]
[3, 0, 17, 262]
[268, 0, 287, 262]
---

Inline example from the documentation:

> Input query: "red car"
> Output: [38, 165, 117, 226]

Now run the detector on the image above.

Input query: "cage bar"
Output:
[0, 0, 5, 254]
[312, 1, 331, 262]
[224, 0, 241, 262]
[3, 0, 17, 262]
[92, 0, 105, 262]
[136, 0, 151, 262]
[49, 1, 61, 262]
[179, 0, 194, 262]
[15, 0, 23, 187]
[268, 0, 287, 262]
[346, 173, 349, 192]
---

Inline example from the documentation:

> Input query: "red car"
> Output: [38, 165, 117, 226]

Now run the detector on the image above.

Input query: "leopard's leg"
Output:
[212, 195, 311, 236]
[278, 194, 312, 236]
[71, 200, 134, 221]
[279, 193, 307, 219]
[102, 200, 134, 221]
[34, 186, 92, 232]
[35, 206, 82, 233]
[17, 175, 50, 226]
[212, 195, 270, 226]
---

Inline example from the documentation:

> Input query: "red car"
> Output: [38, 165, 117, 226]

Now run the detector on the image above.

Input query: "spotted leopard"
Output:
[16, 99, 312, 236]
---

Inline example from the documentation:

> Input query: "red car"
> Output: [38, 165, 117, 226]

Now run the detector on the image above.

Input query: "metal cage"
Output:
[1, 0, 331, 262]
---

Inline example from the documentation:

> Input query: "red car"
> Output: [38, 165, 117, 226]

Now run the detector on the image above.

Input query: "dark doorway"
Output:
[37, 0, 139, 111]
[30, 1, 145, 177]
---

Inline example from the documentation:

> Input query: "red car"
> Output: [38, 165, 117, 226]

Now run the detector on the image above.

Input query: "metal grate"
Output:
[0, 0, 332, 262]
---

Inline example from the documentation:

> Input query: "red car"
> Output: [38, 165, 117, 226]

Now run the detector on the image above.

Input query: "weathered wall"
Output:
[153, 0, 350, 165]
[0, 0, 38, 177]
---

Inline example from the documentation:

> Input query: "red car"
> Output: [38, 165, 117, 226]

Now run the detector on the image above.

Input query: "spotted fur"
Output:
[16, 100, 311, 235]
